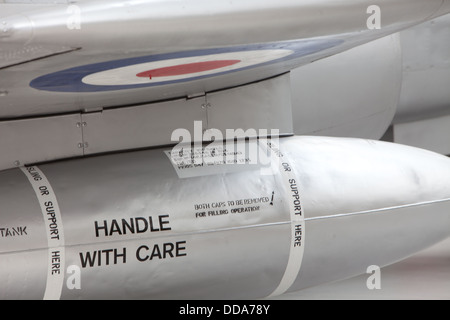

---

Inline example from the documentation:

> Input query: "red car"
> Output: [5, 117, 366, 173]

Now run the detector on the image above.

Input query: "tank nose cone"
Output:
[283, 136, 450, 291]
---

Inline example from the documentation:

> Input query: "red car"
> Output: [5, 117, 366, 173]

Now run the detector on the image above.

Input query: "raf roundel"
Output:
[30, 40, 343, 93]
[81, 49, 292, 87]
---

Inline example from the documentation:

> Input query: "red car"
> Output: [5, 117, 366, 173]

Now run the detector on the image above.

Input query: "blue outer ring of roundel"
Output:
[30, 39, 343, 93]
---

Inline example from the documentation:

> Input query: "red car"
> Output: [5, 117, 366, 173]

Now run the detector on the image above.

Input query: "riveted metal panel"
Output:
[81, 96, 208, 156]
[0, 113, 83, 171]
[207, 73, 293, 139]
[81, 74, 293, 156]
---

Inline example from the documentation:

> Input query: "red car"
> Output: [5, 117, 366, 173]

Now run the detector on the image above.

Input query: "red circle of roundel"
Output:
[136, 60, 241, 79]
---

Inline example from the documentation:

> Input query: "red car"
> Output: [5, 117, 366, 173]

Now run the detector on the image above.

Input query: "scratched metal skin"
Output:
[1, 136, 450, 299]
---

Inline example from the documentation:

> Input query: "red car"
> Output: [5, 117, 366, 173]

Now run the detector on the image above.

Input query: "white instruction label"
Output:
[261, 140, 305, 297]
[165, 140, 271, 178]
[20, 166, 65, 300]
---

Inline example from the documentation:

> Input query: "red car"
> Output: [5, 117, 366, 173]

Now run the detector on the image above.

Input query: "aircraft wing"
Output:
[0, 0, 449, 119]
[2, 0, 450, 301]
